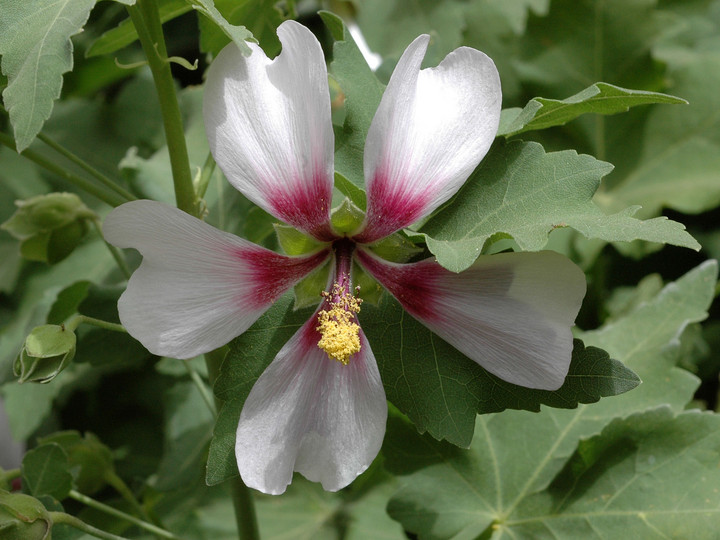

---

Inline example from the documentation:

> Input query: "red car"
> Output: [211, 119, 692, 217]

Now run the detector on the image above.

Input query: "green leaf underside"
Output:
[419, 140, 699, 273]
[383, 261, 717, 540]
[498, 82, 687, 137]
[21, 443, 73, 500]
[361, 294, 638, 448]
[0, 0, 96, 151]
[321, 11, 384, 197]
[86, 0, 191, 58]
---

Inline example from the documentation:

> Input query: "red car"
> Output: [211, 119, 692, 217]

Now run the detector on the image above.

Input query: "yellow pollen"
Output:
[316, 284, 363, 365]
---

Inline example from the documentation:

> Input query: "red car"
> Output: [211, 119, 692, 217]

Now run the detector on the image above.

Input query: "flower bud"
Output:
[0, 490, 52, 540]
[1, 193, 95, 264]
[15, 325, 76, 384]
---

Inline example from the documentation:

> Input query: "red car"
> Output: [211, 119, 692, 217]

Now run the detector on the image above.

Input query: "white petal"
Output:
[236, 315, 387, 494]
[356, 249, 586, 390]
[203, 21, 335, 240]
[355, 36, 502, 243]
[103, 200, 329, 359]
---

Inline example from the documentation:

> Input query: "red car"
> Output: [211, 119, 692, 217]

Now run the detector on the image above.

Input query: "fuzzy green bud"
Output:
[15, 325, 76, 384]
[0, 490, 52, 540]
[1, 193, 95, 264]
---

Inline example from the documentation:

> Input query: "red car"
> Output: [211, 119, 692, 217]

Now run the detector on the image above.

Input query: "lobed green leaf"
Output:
[382, 261, 717, 539]
[419, 140, 699, 273]
[498, 82, 687, 137]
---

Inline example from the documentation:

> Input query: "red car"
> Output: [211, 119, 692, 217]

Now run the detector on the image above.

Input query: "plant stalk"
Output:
[50, 512, 132, 540]
[127, 0, 197, 216]
[91, 219, 132, 280]
[68, 490, 183, 540]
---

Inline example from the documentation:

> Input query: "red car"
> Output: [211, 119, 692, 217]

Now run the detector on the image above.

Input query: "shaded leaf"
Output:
[256, 472, 405, 540]
[21, 443, 72, 500]
[362, 294, 638, 447]
[353, 0, 466, 67]
[187, 0, 253, 56]
[321, 11, 384, 199]
[600, 52, 720, 217]
[86, 0, 191, 58]
[198, 0, 292, 58]
[518, 0, 668, 96]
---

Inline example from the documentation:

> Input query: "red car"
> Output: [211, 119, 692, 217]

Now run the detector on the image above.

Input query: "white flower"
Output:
[104, 21, 586, 495]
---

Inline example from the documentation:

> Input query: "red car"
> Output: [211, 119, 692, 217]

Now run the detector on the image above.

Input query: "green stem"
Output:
[37, 133, 137, 202]
[183, 359, 217, 417]
[204, 348, 260, 540]
[50, 512, 131, 540]
[0, 132, 127, 207]
[65, 315, 127, 334]
[127, 0, 197, 216]
[67, 490, 183, 540]
[91, 219, 132, 280]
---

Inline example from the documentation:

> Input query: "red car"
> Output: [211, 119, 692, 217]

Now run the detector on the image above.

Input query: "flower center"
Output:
[315, 238, 361, 365]
[316, 282, 362, 365]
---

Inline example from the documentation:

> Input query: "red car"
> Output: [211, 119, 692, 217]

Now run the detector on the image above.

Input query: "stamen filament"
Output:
[316, 239, 362, 365]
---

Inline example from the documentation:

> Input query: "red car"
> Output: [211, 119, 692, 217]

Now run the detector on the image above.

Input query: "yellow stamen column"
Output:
[316, 239, 362, 365]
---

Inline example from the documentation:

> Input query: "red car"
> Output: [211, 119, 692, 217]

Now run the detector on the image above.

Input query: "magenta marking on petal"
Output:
[266, 168, 336, 241]
[354, 170, 432, 243]
[237, 247, 330, 308]
[354, 249, 441, 321]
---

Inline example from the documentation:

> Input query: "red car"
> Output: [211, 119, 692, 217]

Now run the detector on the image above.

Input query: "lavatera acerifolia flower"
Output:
[104, 21, 586, 495]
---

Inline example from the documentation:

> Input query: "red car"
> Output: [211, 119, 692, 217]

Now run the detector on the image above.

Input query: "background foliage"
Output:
[1, 0, 719, 538]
